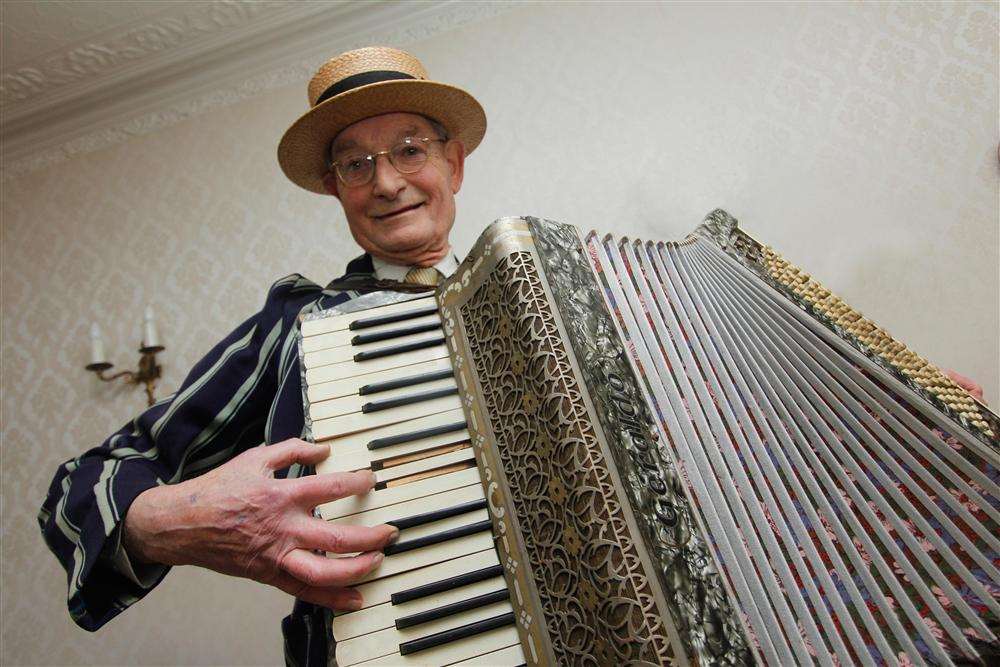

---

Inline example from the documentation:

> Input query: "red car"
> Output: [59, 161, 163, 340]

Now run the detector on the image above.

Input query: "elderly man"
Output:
[39, 46, 485, 666]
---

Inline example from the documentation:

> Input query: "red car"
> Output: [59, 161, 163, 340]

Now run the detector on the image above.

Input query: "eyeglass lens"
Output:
[334, 139, 431, 186]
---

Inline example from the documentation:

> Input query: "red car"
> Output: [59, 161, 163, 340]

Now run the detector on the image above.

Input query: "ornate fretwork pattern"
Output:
[460, 251, 672, 665]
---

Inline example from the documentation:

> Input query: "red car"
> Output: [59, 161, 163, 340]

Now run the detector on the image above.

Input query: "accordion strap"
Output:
[323, 278, 436, 295]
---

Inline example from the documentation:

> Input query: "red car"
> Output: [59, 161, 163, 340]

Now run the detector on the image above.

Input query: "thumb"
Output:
[264, 439, 330, 470]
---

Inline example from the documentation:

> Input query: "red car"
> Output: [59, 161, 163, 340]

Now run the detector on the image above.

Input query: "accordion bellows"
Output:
[435, 212, 999, 666]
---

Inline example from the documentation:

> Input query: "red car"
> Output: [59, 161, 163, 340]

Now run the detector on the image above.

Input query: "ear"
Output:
[443, 140, 466, 194]
[321, 172, 340, 199]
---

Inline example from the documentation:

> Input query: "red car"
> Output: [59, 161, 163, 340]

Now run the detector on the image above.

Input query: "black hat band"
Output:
[315, 70, 417, 106]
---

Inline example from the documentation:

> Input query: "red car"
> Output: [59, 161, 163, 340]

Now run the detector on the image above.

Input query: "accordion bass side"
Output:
[301, 211, 999, 666]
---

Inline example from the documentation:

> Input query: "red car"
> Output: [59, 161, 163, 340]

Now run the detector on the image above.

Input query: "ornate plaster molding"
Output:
[1, 0, 515, 182]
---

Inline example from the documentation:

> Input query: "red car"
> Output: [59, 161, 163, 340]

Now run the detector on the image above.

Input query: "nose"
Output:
[371, 153, 406, 199]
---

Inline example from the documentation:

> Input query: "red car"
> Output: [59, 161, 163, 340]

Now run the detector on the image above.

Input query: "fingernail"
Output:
[372, 551, 384, 565]
[347, 592, 363, 611]
[387, 527, 400, 544]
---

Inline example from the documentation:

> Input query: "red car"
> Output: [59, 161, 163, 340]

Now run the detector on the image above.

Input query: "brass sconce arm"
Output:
[85, 308, 165, 406]
[86, 347, 164, 407]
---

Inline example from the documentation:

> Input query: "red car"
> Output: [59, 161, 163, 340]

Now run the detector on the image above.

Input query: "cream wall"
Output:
[2, 2, 997, 665]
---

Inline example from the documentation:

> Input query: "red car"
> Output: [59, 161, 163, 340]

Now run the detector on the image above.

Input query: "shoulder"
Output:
[266, 274, 325, 307]
[335, 253, 375, 283]
[256, 274, 330, 328]
[264, 254, 373, 322]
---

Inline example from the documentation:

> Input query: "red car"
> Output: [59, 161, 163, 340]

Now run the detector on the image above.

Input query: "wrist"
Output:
[122, 484, 182, 566]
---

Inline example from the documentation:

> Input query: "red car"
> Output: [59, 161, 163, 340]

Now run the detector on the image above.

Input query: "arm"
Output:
[122, 439, 395, 611]
[38, 276, 392, 629]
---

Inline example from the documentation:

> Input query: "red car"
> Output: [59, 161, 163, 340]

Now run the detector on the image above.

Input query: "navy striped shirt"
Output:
[39, 254, 379, 666]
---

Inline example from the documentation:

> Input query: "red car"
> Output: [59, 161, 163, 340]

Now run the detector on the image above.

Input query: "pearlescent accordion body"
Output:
[300, 211, 999, 666]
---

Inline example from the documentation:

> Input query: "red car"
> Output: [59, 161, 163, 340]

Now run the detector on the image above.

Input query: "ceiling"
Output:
[0, 0, 508, 179]
[1, 1, 179, 71]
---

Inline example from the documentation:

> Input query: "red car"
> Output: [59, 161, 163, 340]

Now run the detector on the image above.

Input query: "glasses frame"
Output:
[328, 136, 447, 188]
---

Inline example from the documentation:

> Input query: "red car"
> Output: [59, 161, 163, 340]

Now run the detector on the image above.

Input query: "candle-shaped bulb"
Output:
[142, 305, 160, 349]
[90, 322, 107, 365]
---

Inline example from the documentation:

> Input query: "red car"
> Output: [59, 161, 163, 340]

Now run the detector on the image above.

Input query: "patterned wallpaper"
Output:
[2, 2, 996, 665]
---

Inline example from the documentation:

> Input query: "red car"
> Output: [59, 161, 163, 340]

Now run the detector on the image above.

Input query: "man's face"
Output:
[322, 112, 465, 266]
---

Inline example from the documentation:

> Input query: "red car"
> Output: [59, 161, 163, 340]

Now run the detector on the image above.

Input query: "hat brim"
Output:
[277, 79, 486, 195]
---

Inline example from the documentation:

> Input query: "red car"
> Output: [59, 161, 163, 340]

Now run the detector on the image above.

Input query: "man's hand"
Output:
[945, 369, 986, 402]
[122, 439, 395, 611]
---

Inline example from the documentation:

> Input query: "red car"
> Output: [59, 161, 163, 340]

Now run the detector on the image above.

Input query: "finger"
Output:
[267, 571, 364, 612]
[263, 439, 330, 470]
[281, 548, 384, 588]
[289, 470, 376, 507]
[945, 370, 985, 400]
[294, 517, 398, 554]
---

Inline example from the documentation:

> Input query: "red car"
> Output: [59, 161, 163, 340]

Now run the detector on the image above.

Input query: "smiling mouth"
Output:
[375, 203, 423, 220]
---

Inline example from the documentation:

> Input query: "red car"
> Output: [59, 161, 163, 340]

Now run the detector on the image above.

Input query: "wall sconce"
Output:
[85, 305, 164, 406]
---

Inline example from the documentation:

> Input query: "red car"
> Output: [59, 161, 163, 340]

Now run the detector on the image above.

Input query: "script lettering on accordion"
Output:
[604, 370, 679, 528]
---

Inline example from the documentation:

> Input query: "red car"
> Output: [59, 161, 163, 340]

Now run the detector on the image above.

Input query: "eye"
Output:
[340, 156, 366, 173]
[393, 141, 428, 165]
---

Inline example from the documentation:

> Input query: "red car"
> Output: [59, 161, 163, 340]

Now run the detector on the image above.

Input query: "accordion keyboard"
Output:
[299, 295, 525, 667]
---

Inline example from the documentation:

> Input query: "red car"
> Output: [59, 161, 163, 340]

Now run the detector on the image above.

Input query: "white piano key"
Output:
[324, 434, 470, 476]
[303, 314, 441, 354]
[327, 504, 488, 564]
[312, 394, 463, 441]
[356, 625, 521, 666]
[392, 508, 490, 544]
[333, 574, 506, 640]
[337, 600, 514, 666]
[301, 296, 436, 338]
[308, 358, 455, 403]
[328, 484, 485, 530]
[304, 330, 446, 370]
[321, 408, 468, 456]
[318, 466, 482, 521]
[374, 448, 476, 485]
[310, 378, 457, 422]
[451, 642, 525, 666]
[358, 530, 496, 584]
[348, 549, 499, 612]
[306, 345, 449, 386]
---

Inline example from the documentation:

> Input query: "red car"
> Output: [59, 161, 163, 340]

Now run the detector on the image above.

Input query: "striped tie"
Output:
[403, 266, 442, 286]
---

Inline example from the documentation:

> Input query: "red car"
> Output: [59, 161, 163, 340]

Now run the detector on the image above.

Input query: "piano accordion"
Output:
[298, 211, 999, 666]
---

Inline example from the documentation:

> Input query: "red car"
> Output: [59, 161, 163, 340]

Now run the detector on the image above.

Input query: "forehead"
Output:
[331, 112, 435, 154]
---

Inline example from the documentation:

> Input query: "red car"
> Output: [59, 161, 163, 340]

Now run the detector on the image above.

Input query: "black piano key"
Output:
[351, 320, 442, 346]
[398, 612, 515, 656]
[383, 519, 492, 557]
[358, 368, 454, 396]
[361, 386, 459, 414]
[386, 498, 487, 531]
[349, 304, 438, 331]
[392, 564, 504, 605]
[395, 588, 510, 630]
[368, 420, 467, 451]
[353, 336, 445, 362]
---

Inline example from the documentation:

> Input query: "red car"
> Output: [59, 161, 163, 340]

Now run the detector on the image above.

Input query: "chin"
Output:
[375, 223, 437, 251]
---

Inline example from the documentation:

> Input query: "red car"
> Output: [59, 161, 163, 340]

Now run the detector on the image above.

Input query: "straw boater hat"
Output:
[278, 46, 486, 194]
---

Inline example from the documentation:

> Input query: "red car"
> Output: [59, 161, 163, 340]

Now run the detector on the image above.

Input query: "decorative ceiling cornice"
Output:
[0, 0, 514, 181]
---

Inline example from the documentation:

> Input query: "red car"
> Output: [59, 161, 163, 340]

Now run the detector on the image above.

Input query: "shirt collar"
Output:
[371, 251, 459, 282]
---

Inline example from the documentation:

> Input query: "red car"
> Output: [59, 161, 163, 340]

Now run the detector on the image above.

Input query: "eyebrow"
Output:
[331, 125, 424, 156]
